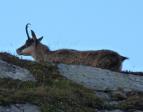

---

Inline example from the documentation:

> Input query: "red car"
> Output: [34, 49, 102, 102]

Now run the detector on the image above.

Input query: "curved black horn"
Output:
[25, 23, 31, 39]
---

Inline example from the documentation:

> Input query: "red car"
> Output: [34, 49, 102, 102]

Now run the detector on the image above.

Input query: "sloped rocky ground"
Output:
[0, 52, 142, 112]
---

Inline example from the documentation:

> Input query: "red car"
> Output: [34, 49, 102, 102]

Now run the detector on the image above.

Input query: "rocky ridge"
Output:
[0, 52, 142, 112]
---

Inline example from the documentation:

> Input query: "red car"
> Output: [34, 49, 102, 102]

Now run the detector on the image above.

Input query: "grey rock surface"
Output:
[58, 64, 143, 92]
[97, 110, 124, 112]
[0, 60, 35, 81]
[0, 103, 40, 112]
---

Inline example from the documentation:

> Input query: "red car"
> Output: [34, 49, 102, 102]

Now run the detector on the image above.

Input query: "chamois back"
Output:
[32, 44, 127, 71]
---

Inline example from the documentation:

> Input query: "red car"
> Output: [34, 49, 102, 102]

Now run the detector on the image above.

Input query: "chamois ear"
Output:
[38, 36, 43, 42]
[31, 30, 37, 41]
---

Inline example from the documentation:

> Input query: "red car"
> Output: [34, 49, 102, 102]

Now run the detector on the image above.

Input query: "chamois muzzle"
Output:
[16, 46, 32, 56]
[16, 42, 32, 56]
[16, 48, 23, 55]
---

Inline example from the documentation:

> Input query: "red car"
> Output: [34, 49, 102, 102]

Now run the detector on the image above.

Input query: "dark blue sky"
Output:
[0, 0, 143, 71]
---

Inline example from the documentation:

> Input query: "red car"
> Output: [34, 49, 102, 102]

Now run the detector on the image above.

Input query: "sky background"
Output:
[0, 0, 143, 71]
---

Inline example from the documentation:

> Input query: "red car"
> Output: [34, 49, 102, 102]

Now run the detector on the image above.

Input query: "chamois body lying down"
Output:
[16, 24, 128, 71]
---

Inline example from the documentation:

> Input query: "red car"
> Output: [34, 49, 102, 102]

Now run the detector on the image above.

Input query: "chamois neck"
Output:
[32, 43, 50, 62]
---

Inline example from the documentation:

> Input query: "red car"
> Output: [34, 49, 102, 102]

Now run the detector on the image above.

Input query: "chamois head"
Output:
[16, 23, 43, 56]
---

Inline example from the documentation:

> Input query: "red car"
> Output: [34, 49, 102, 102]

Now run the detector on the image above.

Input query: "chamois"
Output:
[16, 24, 128, 71]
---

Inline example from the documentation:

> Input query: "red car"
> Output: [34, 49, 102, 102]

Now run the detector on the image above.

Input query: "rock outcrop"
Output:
[1, 58, 143, 92]
[58, 64, 143, 92]
[0, 103, 40, 112]
[0, 60, 35, 81]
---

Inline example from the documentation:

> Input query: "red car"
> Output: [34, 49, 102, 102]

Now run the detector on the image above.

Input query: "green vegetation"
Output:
[116, 92, 143, 110]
